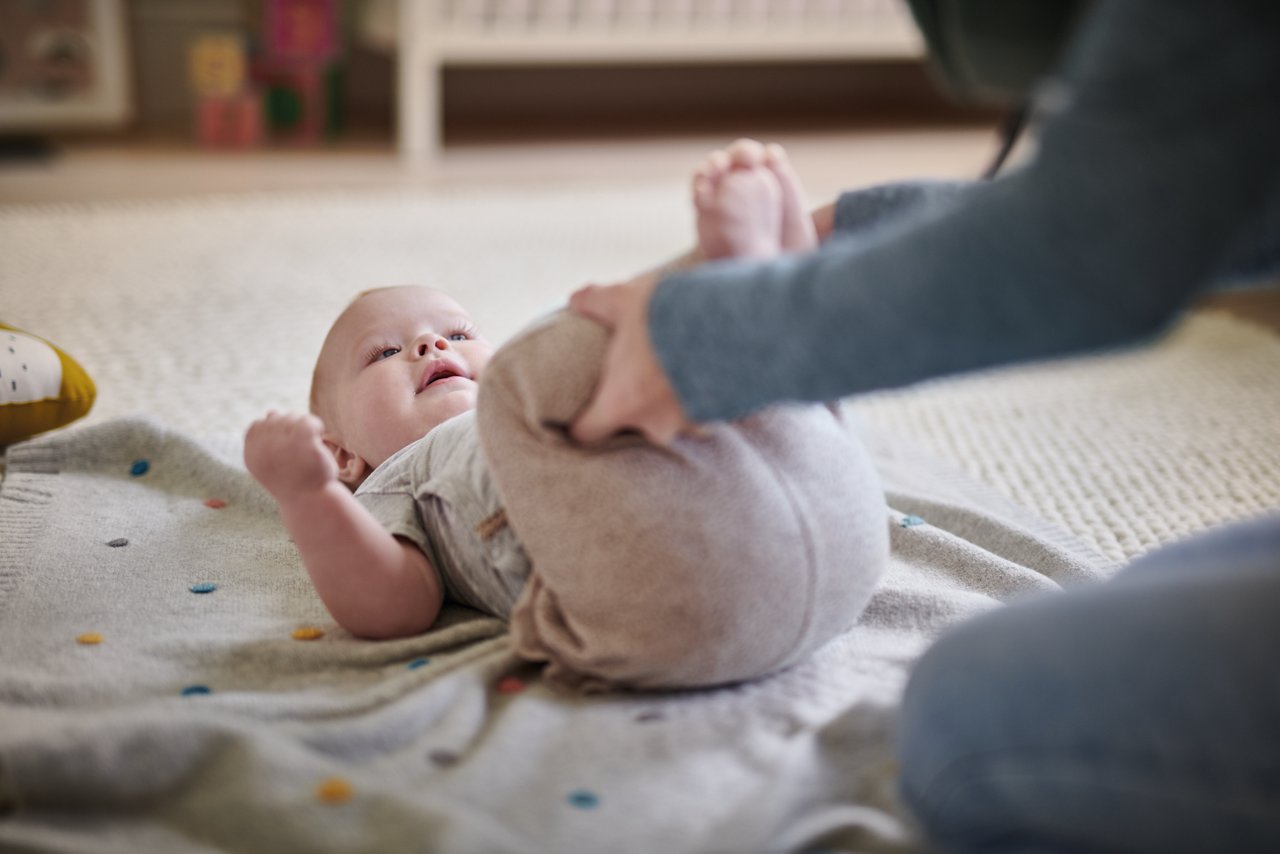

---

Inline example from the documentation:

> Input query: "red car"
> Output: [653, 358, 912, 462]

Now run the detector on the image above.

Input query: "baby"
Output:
[245, 140, 889, 691]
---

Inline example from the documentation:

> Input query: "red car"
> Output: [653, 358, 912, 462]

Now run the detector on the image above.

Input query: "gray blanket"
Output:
[0, 416, 1106, 854]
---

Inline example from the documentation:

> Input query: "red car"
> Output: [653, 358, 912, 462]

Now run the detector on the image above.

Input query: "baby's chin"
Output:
[413, 393, 478, 439]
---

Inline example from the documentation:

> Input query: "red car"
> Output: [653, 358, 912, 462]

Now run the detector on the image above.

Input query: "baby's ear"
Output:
[322, 435, 369, 490]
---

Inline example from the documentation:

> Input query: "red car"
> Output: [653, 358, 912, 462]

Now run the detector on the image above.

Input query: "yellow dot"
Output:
[76, 632, 103, 645]
[315, 776, 353, 804]
[291, 627, 324, 641]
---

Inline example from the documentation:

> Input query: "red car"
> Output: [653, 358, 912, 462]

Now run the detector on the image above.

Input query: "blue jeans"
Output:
[898, 513, 1280, 853]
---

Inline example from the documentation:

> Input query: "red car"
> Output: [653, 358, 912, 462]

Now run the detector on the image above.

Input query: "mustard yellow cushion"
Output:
[1, 322, 96, 445]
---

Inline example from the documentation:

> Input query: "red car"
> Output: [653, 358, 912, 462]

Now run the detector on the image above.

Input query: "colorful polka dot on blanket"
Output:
[129, 459, 149, 477]
[291, 627, 324, 641]
[204, 498, 227, 509]
[407, 657, 430, 669]
[900, 514, 926, 528]
[181, 685, 212, 696]
[76, 632, 102, 645]
[106, 538, 129, 548]
[428, 750, 459, 768]
[315, 777, 353, 804]
[189, 582, 217, 594]
[567, 789, 599, 810]
[496, 676, 526, 695]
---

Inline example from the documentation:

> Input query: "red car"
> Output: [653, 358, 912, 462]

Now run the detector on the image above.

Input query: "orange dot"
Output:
[315, 776, 353, 804]
[204, 498, 228, 509]
[76, 632, 103, 645]
[496, 676, 526, 695]
[291, 627, 324, 641]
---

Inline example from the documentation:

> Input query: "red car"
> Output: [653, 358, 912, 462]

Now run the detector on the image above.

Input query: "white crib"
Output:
[370, 0, 924, 160]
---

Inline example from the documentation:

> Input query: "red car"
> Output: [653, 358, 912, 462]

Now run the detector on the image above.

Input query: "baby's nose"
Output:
[416, 338, 449, 356]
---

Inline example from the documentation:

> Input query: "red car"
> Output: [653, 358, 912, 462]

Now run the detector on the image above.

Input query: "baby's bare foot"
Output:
[693, 139, 783, 260]
[764, 143, 818, 252]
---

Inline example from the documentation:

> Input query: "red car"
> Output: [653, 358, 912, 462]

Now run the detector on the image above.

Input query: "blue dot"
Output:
[189, 582, 218, 594]
[181, 685, 211, 696]
[567, 789, 599, 810]
[900, 515, 925, 528]
[407, 658, 430, 670]
[130, 459, 150, 477]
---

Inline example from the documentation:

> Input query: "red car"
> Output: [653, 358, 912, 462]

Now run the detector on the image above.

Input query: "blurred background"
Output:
[0, 0, 1008, 204]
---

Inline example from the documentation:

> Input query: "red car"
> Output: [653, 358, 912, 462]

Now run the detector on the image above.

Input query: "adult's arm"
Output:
[648, 0, 1280, 422]
[830, 178, 1280, 288]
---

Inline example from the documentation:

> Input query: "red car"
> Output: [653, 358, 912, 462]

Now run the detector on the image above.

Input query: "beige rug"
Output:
[3, 185, 1279, 563]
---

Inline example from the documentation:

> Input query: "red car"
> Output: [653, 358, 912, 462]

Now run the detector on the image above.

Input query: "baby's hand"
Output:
[244, 412, 339, 502]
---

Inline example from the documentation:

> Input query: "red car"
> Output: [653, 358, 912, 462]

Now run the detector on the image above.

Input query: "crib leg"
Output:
[397, 0, 441, 165]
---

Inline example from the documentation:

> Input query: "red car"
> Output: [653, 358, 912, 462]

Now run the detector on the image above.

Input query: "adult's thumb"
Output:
[568, 283, 624, 330]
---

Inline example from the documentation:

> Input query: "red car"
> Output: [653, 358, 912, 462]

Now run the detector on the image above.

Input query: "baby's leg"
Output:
[476, 311, 888, 692]
[693, 138, 817, 260]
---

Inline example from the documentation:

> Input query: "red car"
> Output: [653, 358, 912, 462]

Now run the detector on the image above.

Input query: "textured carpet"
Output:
[4, 185, 1278, 563]
[852, 312, 1280, 563]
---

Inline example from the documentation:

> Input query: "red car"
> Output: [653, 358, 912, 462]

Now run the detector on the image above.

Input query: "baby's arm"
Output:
[244, 412, 443, 639]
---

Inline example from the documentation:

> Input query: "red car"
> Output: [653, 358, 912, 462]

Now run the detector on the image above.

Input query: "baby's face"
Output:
[315, 286, 494, 472]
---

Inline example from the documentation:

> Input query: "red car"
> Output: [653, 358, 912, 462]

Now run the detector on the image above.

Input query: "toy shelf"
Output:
[379, 0, 925, 161]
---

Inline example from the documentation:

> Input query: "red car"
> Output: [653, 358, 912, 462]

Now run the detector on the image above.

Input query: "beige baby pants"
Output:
[476, 311, 888, 691]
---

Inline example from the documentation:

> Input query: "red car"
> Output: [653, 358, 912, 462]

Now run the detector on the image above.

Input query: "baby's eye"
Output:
[447, 332, 470, 342]
[369, 345, 401, 362]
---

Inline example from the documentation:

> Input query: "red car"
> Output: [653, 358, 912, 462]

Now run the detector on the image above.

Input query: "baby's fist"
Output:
[244, 412, 339, 501]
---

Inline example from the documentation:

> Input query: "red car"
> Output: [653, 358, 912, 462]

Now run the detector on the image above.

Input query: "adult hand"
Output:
[568, 272, 696, 446]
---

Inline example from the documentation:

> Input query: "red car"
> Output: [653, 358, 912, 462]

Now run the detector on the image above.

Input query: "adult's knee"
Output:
[896, 598, 1078, 851]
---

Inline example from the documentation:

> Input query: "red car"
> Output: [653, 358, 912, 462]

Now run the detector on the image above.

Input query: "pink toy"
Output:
[195, 91, 264, 148]
[262, 0, 340, 61]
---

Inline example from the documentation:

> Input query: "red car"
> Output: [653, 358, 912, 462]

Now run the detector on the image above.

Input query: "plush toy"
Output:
[0, 322, 96, 445]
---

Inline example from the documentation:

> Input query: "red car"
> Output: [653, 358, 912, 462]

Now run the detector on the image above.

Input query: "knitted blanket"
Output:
[0, 416, 1104, 854]
[3, 184, 1278, 853]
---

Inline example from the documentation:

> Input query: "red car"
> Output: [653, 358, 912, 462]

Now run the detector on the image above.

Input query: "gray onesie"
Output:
[354, 411, 530, 618]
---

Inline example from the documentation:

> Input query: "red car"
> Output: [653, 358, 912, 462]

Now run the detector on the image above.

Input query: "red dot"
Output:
[204, 498, 227, 509]
[496, 676, 526, 695]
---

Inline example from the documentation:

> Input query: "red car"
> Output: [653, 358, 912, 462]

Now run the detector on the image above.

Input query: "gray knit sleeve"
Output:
[832, 180, 971, 238]
[649, 0, 1280, 422]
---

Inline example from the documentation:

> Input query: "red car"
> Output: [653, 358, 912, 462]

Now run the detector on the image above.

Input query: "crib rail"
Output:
[440, 0, 916, 35]
[394, 0, 923, 158]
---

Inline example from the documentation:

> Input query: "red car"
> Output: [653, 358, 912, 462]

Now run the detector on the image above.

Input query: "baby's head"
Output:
[311, 285, 494, 487]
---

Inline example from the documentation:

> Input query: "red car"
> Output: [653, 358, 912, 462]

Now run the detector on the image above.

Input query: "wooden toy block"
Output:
[195, 91, 264, 148]
[254, 58, 343, 145]
[189, 34, 248, 99]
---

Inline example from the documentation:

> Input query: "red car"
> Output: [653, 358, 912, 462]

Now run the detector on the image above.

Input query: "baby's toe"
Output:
[692, 172, 717, 211]
[727, 138, 768, 169]
[703, 148, 731, 180]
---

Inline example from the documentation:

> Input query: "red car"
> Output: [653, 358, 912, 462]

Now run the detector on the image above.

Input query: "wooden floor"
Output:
[2, 124, 1275, 331]
[0, 125, 1001, 206]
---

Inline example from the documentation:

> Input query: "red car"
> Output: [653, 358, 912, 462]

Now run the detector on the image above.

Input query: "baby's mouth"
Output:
[418, 360, 467, 393]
